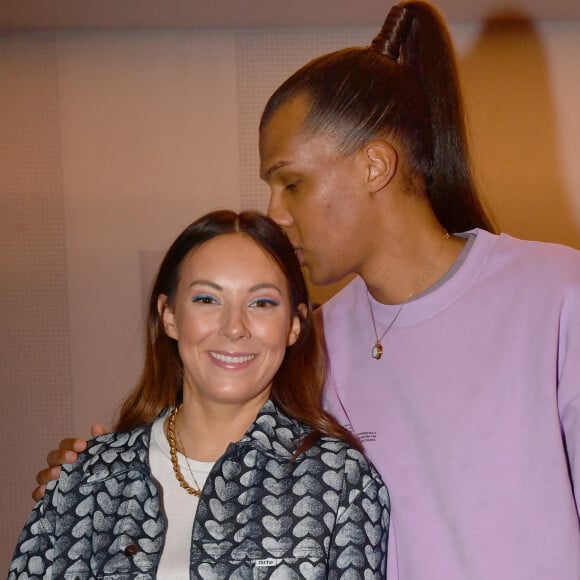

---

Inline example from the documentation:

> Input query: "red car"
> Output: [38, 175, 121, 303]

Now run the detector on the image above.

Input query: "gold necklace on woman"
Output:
[367, 231, 450, 360]
[167, 405, 202, 497]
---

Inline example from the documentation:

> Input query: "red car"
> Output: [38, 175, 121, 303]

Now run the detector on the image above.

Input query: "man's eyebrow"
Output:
[261, 160, 293, 181]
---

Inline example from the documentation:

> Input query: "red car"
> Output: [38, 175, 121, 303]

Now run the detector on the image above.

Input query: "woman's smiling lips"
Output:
[209, 351, 256, 369]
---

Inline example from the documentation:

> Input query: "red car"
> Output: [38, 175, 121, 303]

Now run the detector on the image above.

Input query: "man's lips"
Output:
[293, 247, 304, 265]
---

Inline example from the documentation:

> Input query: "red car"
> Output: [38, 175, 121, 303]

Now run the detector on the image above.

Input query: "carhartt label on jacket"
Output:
[255, 558, 280, 567]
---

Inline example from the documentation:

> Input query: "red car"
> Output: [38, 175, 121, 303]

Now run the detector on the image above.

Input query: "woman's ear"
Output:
[158, 294, 178, 340]
[288, 316, 301, 347]
[364, 139, 398, 193]
[288, 303, 308, 346]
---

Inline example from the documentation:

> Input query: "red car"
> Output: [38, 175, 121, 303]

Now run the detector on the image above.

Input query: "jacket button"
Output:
[124, 544, 139, 556]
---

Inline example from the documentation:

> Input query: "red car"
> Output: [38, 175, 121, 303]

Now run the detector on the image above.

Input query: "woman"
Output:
[10, 210, 389, 579]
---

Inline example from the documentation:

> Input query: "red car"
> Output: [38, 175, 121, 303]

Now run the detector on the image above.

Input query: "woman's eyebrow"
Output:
[189, 281, 282, 293]
[188, 280, 221, 290]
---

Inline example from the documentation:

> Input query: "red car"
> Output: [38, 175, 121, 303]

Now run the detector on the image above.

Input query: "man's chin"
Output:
[302, 264, 342, 287]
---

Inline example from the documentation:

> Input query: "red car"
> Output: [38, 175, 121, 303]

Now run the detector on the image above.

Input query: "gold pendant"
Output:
[372, 341, 383, 360]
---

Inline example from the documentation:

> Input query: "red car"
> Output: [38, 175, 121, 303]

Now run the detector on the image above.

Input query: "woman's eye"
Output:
[192, 294, 217, 305]
[249, 298, 279, 308]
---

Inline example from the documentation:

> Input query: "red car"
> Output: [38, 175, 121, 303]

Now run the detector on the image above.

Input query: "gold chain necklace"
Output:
[167, 405, 202, 497]
[367, 231, 450, 360]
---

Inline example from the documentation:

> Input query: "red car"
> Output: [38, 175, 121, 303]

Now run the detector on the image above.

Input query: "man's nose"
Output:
[267, 192, 292, 228]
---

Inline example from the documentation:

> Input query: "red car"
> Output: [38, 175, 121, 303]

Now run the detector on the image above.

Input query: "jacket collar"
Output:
[82, 400, 309, 483]
[236, 399, 310, 460]
[82, 425, 152, 483]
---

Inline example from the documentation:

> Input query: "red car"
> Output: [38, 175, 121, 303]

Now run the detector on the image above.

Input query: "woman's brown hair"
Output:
[114, 210, 360, 453]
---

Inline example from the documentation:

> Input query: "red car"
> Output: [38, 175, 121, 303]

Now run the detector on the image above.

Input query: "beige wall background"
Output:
[2, 15, 580, 570]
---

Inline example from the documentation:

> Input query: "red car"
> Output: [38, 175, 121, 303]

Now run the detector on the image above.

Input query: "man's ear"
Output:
[363, 139, 398, 193]
[158, 294, 178, 340]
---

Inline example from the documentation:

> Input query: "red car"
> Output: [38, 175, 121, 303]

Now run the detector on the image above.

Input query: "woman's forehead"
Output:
[181, 234, 285, 282]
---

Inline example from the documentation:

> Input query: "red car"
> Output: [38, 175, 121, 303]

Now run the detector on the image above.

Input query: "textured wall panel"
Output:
[236, 28, 370, 213]
[0, 33, 73, 570]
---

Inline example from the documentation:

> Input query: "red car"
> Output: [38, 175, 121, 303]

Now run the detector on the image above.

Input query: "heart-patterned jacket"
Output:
[9, 400, 389, 579]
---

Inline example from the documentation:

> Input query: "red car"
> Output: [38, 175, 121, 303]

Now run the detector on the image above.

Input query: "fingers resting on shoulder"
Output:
[31, 427, 109, 502]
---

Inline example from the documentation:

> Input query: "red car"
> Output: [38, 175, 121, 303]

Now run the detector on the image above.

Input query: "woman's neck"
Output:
[166, 391, 269, 462]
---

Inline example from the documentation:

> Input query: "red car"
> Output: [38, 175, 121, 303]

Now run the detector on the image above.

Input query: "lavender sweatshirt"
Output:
[322, 229, 580, 580]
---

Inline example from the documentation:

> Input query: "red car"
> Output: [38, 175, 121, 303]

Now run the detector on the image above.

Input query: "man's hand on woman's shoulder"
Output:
[32, 424, 109, 501]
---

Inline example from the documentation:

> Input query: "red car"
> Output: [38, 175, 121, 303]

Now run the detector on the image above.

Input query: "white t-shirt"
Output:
[149, 415, 214, 578]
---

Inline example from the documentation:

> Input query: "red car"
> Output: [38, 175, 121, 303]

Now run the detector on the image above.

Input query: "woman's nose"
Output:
[218, 309, 250, 341]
